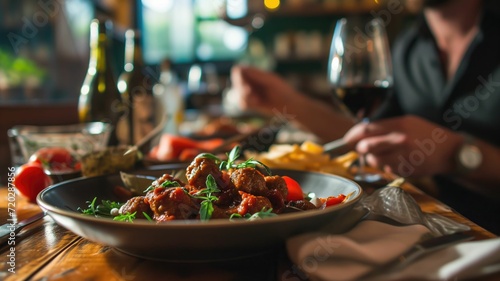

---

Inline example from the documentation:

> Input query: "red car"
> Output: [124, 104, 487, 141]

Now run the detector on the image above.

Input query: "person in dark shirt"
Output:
[230, 0, 500, 234]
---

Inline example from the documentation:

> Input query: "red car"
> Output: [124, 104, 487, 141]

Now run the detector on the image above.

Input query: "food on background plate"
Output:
[246, 141, 358, 178]
[15, 146, 82, 202]
[189, 116, 265, 138]
[80, 146, 349, 222]
[193, 117, 241, 138]
[148, 134, 224, 162]
[80, 146, 139, 177]
[29, 146, 81, 173]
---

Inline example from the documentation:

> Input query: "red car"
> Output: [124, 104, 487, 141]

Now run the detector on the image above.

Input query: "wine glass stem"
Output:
[357, 119, 370, 177]
[358, 154, 367, 176]
[353, 118, 383, 183]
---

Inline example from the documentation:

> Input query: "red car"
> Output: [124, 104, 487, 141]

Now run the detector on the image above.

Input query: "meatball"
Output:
[119, 196, 153, 219]
[214, 187, 240, 208]
[230, 167, 268, 196]
[264, 175, 288, 199]
[266, 189, 286, 213]
[237, 192, 273, 216]
[186, 157, 225, 189]
[150, 173, 184, 190]
[145, 187, 198, 221]
[211, 205, 239, 219]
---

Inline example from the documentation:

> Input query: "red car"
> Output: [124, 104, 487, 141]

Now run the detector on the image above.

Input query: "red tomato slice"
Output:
[282, 176, 304, 201]
[14, 162, 52, 203]
[154, 134, 201, 161]
[29, 146, 79, 172]
[153, 134, 224, 161]
[325, 194, 347, 207]
[197, 138, 224, 151]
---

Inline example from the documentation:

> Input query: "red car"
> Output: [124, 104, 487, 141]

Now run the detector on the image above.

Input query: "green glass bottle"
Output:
[78, 19, 123, 146]
[116, 29, 156, 147]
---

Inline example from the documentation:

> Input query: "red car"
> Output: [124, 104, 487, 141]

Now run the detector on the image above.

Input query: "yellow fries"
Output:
[246, 141, 358, 178]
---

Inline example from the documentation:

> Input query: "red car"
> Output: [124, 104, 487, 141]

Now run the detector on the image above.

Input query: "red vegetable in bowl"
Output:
[149, 134, 224, 162]
[29, 146, 81, 173]
[282, 176, 304, 201]
[14, 162, 52, 202]
[325, 194, 347, 207]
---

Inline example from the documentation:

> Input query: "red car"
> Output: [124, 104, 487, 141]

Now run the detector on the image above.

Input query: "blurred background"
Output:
[0, 0, 419, 183]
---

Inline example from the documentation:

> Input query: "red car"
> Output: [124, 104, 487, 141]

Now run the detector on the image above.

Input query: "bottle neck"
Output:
[123, 29, 144, 72]
[96, 34, 108, 73]
[87, 20, 99, 71]
[87, 20, 110, 75]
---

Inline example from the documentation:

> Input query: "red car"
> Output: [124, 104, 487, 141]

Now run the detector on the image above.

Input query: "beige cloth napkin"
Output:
[287, 220, 430, 281]
[287, 220, 500, 281]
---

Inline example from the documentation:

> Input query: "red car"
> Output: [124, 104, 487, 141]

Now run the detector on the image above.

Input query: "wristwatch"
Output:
[455, 134, 482, 174]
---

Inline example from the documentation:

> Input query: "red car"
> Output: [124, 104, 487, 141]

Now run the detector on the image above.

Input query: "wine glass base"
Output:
[354, 173, 384, 184]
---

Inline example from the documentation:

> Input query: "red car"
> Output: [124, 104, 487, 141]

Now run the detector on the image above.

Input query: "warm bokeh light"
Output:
[264, 0, 280, 10]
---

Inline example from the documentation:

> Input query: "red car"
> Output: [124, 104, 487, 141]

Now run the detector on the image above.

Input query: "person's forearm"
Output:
[286, 94, 355, 142]
[453, 138, 500, 199]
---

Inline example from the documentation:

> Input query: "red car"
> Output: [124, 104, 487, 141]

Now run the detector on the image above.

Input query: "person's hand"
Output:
[230, 65, 304, 115]
[230, 65, 355, 141]
[343, 115, 464, 177]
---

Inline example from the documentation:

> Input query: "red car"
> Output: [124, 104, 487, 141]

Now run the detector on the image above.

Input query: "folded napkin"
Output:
[380, 238, 500, 281]
[287, 220, 430, 281]
[287, 220, 500, 281]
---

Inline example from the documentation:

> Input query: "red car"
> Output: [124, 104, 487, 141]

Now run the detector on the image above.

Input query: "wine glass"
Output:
[327, 16, 393, 182]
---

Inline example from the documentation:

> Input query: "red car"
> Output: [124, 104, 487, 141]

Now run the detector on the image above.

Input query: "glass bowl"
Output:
[9, 122, 112, 164]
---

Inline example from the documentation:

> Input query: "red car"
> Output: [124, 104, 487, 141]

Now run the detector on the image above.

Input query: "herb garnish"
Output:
[142, 212, 154, 222]
[79, 197, 124, 217]
[197, 146, 271, 175]
[143, 180, 181, 193]
[79, 197, 135, 221]
[79, 197, 97, 215]
[113, 212, 136, 222]
[187, 174, 220, 221]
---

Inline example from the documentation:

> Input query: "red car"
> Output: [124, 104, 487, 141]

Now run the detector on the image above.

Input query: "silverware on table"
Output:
[0, 212, 46, 245]
[359, 231, 474, 280]
[323, 138, 348, 154]
[123, 114, 168, 156]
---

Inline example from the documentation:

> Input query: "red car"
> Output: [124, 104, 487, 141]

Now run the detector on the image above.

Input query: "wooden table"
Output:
[0, 178, 497, 281]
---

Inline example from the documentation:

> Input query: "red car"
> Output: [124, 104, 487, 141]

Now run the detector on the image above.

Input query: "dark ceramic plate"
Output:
[37, 165, 362, 262]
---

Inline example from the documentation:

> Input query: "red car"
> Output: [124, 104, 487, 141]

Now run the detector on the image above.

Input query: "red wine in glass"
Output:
[334, 86, 389, 120]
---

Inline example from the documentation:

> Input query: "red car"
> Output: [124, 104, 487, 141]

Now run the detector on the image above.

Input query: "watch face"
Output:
[459, 144, 482, 169]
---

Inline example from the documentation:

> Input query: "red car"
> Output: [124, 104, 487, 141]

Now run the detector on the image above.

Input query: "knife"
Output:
[323, 138, 347, 153]
[359, 231, 474, 280]
[0, 212, 46, 245]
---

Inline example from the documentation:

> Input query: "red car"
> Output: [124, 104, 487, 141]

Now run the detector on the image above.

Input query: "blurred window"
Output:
[140, 0, 248, 64]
